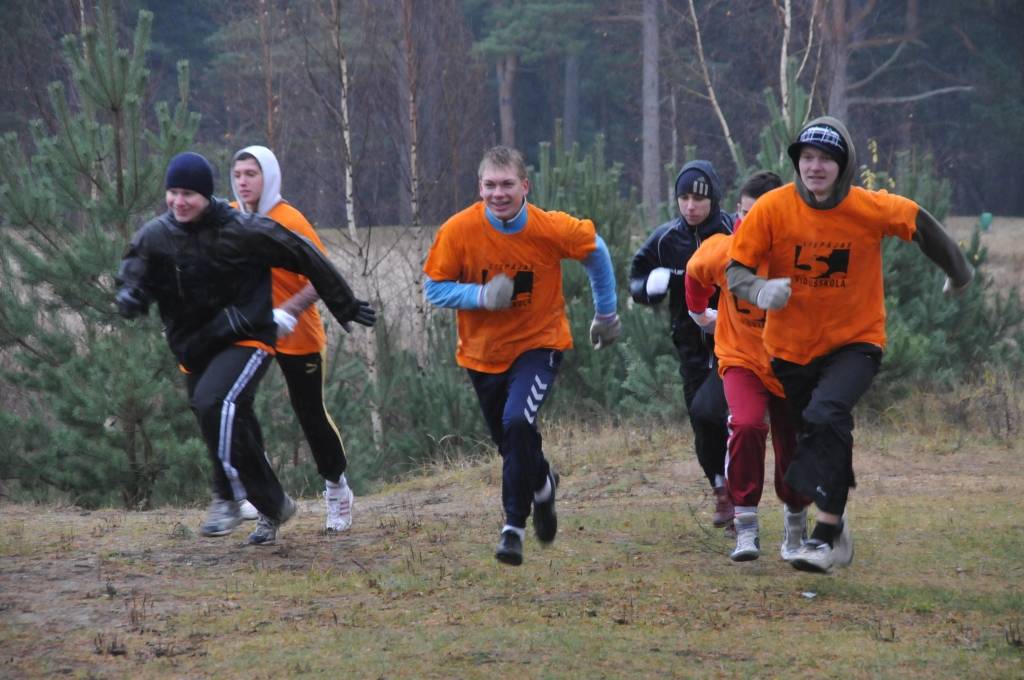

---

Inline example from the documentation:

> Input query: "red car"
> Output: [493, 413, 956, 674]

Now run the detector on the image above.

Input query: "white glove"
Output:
[479, 274, 514, 310]
[272, 308, 298, 337]
[646, 267, 672, 297]
[688, 307, 717, 334]
[755, 278, 791, 310]
[942, 268, 973, 296]
[590, 312, 621, 350]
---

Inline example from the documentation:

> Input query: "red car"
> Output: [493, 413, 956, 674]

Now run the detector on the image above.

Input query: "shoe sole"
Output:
[730, 551, 760, 562]
[495, 550, 523, 566]
[200, 527, 237, 537]
[247, 536, 277, 546]
[790, 558, 832, 574]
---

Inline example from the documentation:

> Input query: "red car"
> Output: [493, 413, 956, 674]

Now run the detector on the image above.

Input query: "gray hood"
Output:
[231, 145, 283, 216]
[790, 116, 856, 210]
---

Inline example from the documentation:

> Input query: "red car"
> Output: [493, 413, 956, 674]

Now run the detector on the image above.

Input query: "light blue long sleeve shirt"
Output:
[424, 202, 617, 314]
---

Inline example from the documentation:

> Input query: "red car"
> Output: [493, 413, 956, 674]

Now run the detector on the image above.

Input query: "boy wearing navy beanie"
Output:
[116, 151, 377, 543]
[165, 151, 215, 199]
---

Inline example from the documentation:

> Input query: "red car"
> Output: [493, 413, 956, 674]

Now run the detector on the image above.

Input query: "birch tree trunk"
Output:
[328, 0, 358, 239]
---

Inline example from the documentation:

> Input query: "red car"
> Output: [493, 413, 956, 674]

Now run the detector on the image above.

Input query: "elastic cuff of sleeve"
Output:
[595, 311, 618, 321]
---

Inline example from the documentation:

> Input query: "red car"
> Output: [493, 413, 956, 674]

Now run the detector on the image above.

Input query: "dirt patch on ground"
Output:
[3, 421, 1022, 678]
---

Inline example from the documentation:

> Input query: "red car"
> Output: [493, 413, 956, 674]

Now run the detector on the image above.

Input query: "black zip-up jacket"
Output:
[629, 160, 733, 380]
[116, 198, 361, 372]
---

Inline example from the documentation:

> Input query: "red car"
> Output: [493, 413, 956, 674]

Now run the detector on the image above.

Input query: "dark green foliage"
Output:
[862, 149, 1024, 404]
[526, 127, 681, 422]
[0, 0, 202, 508]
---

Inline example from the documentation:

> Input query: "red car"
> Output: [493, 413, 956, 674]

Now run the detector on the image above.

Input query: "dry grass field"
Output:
[2, 215, 1022, 678]
[2, 417, 1022, 679]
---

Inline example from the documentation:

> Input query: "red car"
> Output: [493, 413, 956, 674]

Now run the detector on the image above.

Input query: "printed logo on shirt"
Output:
[482, 267, 535, 307]
[791, 241, 851, 289]
[730, 292, 766, 328]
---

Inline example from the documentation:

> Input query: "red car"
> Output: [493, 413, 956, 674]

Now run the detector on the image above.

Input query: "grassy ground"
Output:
[2, 418, 1022, 679]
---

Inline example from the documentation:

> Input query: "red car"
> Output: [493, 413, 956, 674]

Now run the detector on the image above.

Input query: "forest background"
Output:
[1, 0, 1023, 509]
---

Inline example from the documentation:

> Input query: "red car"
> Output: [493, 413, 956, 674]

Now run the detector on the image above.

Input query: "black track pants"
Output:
[772, 343, 882, 516]
[187, 345, 287, 520]
[276, 351, 347, 483]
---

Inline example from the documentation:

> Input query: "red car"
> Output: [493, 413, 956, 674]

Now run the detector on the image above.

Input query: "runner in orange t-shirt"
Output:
[686, 171, 811, 563]
[423, 146, 620, 566]
[726, 117, 973, 573]
[232, 145, 372, 542]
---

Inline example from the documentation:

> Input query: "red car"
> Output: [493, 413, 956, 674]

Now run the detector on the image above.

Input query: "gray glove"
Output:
[590, 312, 621, 349]
[755, 277, 791, 310]
[479, 274, 514, 310]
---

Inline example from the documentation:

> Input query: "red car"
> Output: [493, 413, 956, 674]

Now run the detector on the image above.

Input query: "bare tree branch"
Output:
[686, 0, 742, 173]
[848, 85, 973, 106]
[847, 41, 907, 92]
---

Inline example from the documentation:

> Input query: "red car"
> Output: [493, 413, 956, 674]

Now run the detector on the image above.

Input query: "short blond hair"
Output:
[478, 146, 527, 180]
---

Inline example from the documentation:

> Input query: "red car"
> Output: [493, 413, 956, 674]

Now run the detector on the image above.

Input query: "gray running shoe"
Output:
[831, 514, 854, 568]
[780, 506, 808, 561]
[200, 499, 242, 537]
[790, 539, 834, 573]
[247, 496, 298, 546]
[730, 525, 760, 562]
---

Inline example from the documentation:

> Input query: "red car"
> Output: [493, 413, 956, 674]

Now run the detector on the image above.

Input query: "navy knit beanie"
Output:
[165, 152, 214, 198]
[675, 168, 712, 199]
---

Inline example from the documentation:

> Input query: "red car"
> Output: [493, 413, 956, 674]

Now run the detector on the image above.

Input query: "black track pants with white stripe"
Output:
[468, 348, 562, 529]
[187, 345, 287, 520]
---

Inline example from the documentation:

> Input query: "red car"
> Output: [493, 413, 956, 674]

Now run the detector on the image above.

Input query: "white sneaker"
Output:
[325, 484, 354, 532]
[730, 525, 760, 562]
[780, 506, 808, 561]
[790, 539, 835, 573]
[239, 500, 259, 521]
[831, 514, 854, 568]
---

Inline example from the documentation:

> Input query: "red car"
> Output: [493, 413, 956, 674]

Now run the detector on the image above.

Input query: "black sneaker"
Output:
[532, 471, 559, 544]
[495, 530, 524, 566]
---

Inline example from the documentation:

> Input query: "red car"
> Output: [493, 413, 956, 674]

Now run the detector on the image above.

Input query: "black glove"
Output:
[350, 299, 378, 327]
[116, 288, 146, 319]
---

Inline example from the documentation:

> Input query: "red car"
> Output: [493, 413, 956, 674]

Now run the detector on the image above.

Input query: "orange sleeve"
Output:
[423, 219, 466, 281]
[728, 201, 772, 269]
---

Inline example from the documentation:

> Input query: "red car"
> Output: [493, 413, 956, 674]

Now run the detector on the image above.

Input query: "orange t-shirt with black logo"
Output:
[232, 200, 328, 356]
[728, 185, 918, 365]
[423, 202, 597, 373]
[687, 233, 782, 397]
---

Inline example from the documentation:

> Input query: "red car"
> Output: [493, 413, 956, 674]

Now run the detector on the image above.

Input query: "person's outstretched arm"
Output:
[629, 225, 674, 305]
[582, 235, 620, 349]
[233, 215, 374, 327]
[913, 207, 974, 293]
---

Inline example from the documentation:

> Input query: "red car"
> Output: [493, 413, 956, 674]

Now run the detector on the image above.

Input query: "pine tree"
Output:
[0, 0, 203, 508]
